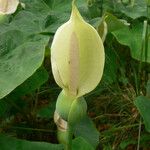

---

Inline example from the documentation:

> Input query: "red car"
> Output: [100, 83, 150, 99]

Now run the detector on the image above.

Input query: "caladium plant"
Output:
[51, 0, 105, 149]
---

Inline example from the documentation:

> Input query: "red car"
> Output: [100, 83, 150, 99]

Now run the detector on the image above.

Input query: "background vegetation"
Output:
[0, 0, 150, 149]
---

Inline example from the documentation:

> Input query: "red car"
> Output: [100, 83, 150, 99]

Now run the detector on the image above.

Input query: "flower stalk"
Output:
[51, 0, 105, 149]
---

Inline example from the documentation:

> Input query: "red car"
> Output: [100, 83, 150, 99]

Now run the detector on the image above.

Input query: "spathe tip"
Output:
[72, 0, 76, 6]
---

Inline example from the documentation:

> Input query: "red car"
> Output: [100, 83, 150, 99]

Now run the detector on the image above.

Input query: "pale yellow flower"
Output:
[0, 0, 19, 15]
[51, 3, 105, 98]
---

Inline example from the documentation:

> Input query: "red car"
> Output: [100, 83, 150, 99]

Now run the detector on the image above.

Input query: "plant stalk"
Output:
[137, 118, 142, 150]
[66, 125, 73, 150]
[137, 21, 148, 95]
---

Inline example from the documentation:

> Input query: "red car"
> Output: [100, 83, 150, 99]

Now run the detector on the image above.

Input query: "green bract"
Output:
[51, 2, 105, 98]
[56, 90, 87, 122]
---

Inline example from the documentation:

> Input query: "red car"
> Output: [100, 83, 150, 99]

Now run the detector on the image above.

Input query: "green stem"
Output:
[57, 127, 73, 150]
[66, 125, 73, 150]
[132, 63, 139, 95]
[0, 15, 8, 24]
[144, 2, 150, 84]
[137, 118, 142, 150]
[137, 21, 147, 95]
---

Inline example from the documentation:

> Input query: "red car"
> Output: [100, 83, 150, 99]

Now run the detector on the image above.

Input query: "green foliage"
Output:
[0, 0, 53, 99]
[112, 23, 150, 63]
[0, 134, 63, 150]
[75, 116, 100, 149]
[105, 12, 127, 32]
[115, 0, 148, 19]
[8, 66, 49, 99]
[0, 0, 150, 149]
[134, 96, 150, 132]
[0, 31, 48, 99]
[146, 80, 150, 98]
[72, 137, 94, 150]
[0, 67, 48, 118]
[0, 134, 97, 150]
[37, 101, 55, 119]
[119, 138, 137, 149]
[102, 46, 118, 85]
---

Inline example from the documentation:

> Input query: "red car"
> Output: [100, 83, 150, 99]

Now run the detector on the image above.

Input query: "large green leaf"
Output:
[74, 116, 100, 149]
[112, 23, 150, 63]
[0, 134, 63, 150]
[0, 67, 48, 118]
[7, 66, 49, 99]
[102, 0, 148, 19]
[0, 12, 42, 35]
[104, 12, 127, 32]
[0, 30, 49, 99]
[0, 2, 50, 35]
[0, 134, 95, 150]
[134, 96, 150, 132]
[0, 0, 53, 99]
[116, 0, 148, 19]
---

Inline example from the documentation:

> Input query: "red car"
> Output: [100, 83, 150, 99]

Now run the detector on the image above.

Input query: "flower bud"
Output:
[55, 90, 87, 123]
[0, 0, 19, 15]
[51, 2, 105, 97]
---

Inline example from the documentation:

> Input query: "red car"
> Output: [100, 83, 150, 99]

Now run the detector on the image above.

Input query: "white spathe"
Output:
[0, 0, 19, 15]
[51, 4, 105, 98]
